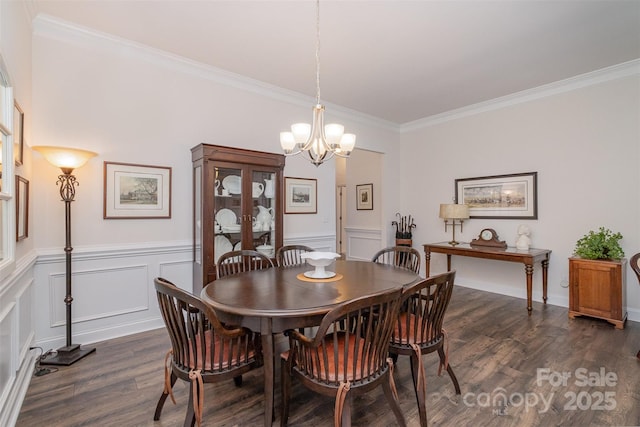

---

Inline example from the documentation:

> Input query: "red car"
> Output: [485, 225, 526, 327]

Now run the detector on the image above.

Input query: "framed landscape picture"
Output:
[103, 162, 172, 219]
[285, 177, 317, 214]
[455, 172, 537, 219]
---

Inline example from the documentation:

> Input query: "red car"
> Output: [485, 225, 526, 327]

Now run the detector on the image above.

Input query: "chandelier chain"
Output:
[315, 0, 321, 105]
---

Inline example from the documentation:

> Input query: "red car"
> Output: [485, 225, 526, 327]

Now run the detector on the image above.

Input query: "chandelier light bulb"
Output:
[280, 132, 296, 153]
[339, 133, 356, 153]
[324, 123, 344, 146]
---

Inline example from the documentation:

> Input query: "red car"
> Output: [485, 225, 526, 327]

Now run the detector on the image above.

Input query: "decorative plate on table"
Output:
[222, 175, 242, 194]
[215, 208, 237, 227]
[214, 236, 233, 263]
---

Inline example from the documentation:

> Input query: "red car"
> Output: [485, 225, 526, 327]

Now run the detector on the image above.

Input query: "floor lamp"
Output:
[33, 146, 98, 366]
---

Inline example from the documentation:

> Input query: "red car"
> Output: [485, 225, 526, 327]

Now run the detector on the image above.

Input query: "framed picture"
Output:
[103, 162, 172, 219]
[455, 172, 537, 219]
[285, 177, 317, 214]
[16, 175, 28, 241]
[356, 183, 373, 210]
[13, 100, 24, 166]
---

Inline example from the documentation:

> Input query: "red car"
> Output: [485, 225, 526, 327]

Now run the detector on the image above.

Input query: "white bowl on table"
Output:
[301, 252, 341, 279]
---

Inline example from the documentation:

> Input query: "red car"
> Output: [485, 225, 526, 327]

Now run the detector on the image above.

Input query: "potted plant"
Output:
[569, 227, 627, 329]
[573, 227, 624, 260]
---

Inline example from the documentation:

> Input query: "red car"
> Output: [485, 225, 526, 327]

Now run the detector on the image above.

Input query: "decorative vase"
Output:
[264, 178, 275, 199]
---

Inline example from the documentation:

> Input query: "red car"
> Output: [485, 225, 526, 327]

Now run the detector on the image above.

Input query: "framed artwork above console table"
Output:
[455, 172, 537, 219]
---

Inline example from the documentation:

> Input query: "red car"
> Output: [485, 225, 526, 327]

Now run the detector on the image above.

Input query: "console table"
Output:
[423, 242, 552, 314]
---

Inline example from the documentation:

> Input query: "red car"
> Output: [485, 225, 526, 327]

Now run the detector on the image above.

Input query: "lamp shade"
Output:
[32, 146, 97, 172]
[439, 203, 470, 219]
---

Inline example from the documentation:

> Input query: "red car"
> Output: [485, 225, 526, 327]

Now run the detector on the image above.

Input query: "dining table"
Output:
[200, 259, 420, 426]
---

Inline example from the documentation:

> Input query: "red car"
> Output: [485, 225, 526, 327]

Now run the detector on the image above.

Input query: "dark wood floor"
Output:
[17, 286, 640, 426]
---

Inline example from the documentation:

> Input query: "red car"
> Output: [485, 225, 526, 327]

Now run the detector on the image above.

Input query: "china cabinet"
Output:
[568, 257, 627, 329]
[192, 144, 285, 293]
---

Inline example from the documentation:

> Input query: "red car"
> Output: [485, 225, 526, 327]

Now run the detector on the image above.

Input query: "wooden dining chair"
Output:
[153, 277, 263, 427]
[388, 271, 459, 427]
[216, 249, 274, 279]
[280, 287, 406, 427]
[371, 246, 421, 274]
[630, 253, 640, 359]
[276, 244, 314, 267]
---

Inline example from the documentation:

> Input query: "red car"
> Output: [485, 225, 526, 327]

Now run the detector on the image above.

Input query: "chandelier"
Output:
[279, 0, 356, 166]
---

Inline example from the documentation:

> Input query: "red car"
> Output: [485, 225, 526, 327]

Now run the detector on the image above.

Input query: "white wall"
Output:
[28, 15, 399, 352]
[400, 72, 640, 320]
[0, 2, 36, 425]
[344, 148, 385, 260]
[31, 15, 399, 252]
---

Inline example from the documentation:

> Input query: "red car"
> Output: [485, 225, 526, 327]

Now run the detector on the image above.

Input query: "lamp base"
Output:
[39, 344, 96, 366]
[448, 240, 460, 246]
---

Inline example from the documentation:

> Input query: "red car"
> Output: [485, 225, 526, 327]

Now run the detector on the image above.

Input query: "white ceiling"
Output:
[32, 0, 640, 125]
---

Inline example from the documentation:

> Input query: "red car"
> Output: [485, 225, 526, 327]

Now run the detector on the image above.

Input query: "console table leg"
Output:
[525, 264, 534, 314]
[447, 255, 452, 272]
[541, 259, 549, 304]
[425, 250, 431, 277]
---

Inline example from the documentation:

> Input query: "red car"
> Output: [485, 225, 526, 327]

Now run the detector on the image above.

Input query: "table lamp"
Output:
[439, 203, 469, 246]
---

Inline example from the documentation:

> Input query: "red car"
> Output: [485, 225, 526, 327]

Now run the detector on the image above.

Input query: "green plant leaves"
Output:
[574, 227, 624, 260]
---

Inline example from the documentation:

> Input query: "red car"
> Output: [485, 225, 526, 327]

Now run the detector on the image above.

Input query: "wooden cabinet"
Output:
[192, 144, 285, 293]
[568, 257, 627, 329]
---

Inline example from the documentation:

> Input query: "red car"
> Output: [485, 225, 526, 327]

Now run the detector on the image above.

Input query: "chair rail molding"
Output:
[36, 240, 192, 264]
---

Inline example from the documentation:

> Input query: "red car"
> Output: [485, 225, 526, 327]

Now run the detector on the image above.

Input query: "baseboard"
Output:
[34, 317, 165, 349]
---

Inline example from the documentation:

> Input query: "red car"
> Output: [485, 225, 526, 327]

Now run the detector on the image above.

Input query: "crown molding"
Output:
[400, 59, 640, 132]
[31, 14, 638, 136]
[32, 14, 399, 133]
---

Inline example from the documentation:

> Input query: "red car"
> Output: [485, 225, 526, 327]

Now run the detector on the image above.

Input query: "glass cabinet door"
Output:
[252, 169, 277, 258]
[214, 165, 243, 263]
[192, 143, 285, 292]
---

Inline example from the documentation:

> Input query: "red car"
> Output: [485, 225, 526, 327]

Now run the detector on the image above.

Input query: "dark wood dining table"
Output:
[200, 259, 420, 426]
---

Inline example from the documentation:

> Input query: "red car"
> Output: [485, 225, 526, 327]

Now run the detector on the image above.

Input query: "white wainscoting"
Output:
[0, 251, 37, 427]
[283, 233, 337, 253]
[343, 227, 383, 261]
[33, 241, 193, 350]
[31, 235, 341, 350]
[3, 234, 338, 423]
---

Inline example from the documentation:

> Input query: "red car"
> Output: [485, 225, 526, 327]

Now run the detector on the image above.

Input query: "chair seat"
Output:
[187, 330, 258, 371]
[391, 313, 441, 346]
[283, 332, 380, 382]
